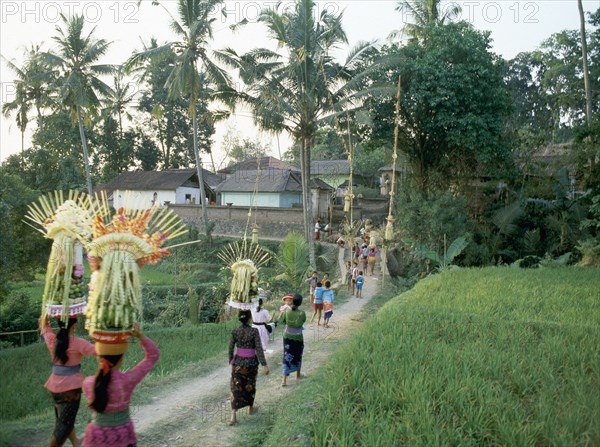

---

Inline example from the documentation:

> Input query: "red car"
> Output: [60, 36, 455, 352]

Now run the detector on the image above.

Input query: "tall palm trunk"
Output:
[36, 105, 43, 130]
[155, 116, 168, 168]
[209, 150, 217, 173]
[301, 134, 316, 268]
[193, 112, 209, 234]
[77, 106, 93, 196]
[118, 109, 124, 138]
[577, 0, 592, 126]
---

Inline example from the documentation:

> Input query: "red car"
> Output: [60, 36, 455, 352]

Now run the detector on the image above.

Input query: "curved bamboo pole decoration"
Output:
[243, 158, 263, 250]
[383, 75, 402, 288]
[385, 75, 402, 242]
[318, 62, 357, 273]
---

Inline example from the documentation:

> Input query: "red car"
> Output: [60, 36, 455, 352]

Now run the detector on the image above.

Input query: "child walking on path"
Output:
[345, 261, 352, 292]
[310, 282, 324, 325]
[277, 294, 294, 323]
[305, 271, 318, 306]
[356, 271, 365, 298]
[322, 281, 335, 328]
[351, 262, 359, 296]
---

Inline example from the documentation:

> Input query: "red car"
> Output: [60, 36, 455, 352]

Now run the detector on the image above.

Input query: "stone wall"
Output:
[169, 204, 304, 238]
[169, 201, 389, 237]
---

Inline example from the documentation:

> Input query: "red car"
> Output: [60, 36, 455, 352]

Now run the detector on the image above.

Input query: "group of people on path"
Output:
[305, 271, 335, 327]
[343, 239, 380, 297]
[228, 269, 340, 425]
[42, 292, 310, 444]
[352, 242, 379, 276]
[313, 218, 331, 242]
[228, 292, 309, 425]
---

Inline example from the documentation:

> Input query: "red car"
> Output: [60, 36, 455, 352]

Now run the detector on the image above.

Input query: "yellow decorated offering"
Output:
[85, 194, 187, 351]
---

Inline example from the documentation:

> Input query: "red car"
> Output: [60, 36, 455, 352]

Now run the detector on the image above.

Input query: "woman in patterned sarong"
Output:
[229, 310, 269, 425]
[280, 294, 306, 386]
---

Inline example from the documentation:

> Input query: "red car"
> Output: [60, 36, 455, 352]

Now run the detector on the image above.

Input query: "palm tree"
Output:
[577, 0, 593, 126]
[223, 0, 373, 267]
[396, 0, 461, 39]
[44, 14, 113, 196]
[2, 44, 53, 152]
[128, 0, 234, 233]
[274, 231, 311, 291]
[2, 81, 29, 154]
[103, 66, 136, 138]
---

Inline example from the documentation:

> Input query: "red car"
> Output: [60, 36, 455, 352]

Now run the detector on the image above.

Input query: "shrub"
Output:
[353, 185, 381, 199]
[0, 292, 39, 334]
[152, 291, 188, 327]
[395, 188, 469, 256]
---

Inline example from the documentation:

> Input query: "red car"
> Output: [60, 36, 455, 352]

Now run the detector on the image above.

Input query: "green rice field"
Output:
[264, 267, 600, 446]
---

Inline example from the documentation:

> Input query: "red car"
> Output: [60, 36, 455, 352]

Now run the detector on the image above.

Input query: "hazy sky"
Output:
[1, 0, 597, 165]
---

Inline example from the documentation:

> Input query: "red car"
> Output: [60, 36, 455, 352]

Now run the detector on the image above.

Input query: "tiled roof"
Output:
[218, 157, 299, 174]
[216, 169, 301, 193]
[310, 160, 350, 175]
[95, 168, 223, 194]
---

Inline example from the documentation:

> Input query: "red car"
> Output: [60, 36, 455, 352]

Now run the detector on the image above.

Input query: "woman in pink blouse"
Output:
[41, 316, 96, 447]
[82, 324, 159, 447]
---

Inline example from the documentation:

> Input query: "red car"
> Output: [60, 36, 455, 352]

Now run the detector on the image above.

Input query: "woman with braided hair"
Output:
[82, 324, 159, 447]
[41, 315, 95, 447]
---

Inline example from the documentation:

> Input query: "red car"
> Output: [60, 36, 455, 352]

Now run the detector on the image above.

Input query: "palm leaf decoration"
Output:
[217, 240, 272, 270]
[25, 190, 97, 321]
[217, 239, 272, 310]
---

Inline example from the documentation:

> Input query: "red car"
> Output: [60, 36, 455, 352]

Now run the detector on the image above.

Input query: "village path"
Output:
[133, 247, 385, 446]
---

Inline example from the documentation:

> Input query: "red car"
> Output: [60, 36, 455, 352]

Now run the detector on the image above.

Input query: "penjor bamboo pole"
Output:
[383, 75, 402, 289]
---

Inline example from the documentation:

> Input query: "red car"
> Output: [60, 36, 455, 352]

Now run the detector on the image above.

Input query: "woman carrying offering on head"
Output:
[281, 294, 306, 387]
[229, 310, 269, 425]
[83, 324, 159, 447]
[41, 315, 95, 447]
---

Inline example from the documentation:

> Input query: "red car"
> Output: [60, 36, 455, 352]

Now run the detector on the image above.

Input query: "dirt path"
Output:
[133, 248, 384, 446]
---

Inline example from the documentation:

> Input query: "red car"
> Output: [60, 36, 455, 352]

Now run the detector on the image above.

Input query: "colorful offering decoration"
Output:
[25, 191, 95, 322]
[85, 193, 188, 351]
[218, 240, 271, 310]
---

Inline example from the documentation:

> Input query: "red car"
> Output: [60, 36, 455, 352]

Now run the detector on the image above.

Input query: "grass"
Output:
[261, 267, 600, 447]
[0, 320, 236, 446]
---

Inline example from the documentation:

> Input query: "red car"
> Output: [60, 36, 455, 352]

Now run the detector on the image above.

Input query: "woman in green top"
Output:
[280, 294, 306, 386]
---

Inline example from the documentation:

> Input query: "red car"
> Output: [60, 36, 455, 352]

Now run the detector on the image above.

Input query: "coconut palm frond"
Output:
[217, 240, 272, 270]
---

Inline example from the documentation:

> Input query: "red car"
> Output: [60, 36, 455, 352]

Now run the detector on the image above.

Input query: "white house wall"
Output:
[112, 189, 175, 209]
[311, 189, 332, 220]
[221, 192, 302, 208]
[175, 186, 201, 204]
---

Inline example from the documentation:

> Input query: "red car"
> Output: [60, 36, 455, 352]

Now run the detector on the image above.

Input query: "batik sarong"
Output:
[50, 388, 81, 447]
[282, 338, 304, 376]
[230, 364, 259, 410]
